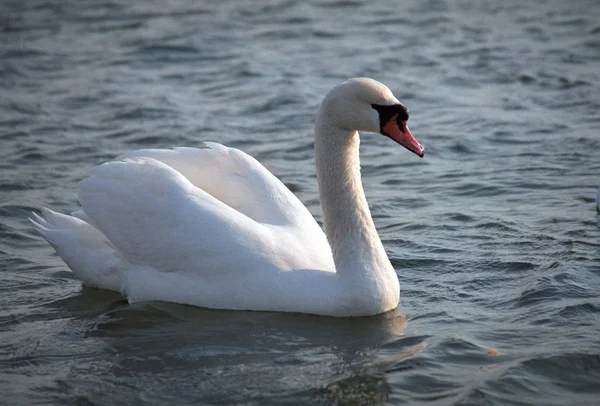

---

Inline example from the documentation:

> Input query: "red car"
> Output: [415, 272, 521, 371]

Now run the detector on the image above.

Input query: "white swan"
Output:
[31, 78, 424, 317]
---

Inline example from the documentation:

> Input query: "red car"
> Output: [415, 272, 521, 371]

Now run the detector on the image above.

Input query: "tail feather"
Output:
[30, 212, 49, 231]
[31, 207, 81, 232]
[30, 208, 127, 293]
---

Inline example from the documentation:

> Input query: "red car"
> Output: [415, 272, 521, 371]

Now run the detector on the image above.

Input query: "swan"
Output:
[31, 78, 425, 317]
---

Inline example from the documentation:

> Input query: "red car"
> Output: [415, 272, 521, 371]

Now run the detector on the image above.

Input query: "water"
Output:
[1, 0, 599, 404]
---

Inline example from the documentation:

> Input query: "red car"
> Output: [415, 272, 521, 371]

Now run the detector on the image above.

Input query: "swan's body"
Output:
[32, 78, 424, 317]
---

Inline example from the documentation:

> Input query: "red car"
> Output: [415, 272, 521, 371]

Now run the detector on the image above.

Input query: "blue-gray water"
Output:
[2, 0, 600, 404]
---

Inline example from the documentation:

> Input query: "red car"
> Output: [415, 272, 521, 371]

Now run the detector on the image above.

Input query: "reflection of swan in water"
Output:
[32, 78, 424, 317]
[51, 288, 419, 404]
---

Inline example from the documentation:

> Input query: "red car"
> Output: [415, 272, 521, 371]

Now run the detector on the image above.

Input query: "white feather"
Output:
[30, 208, 126, 291]
[32, 78, 415, 316]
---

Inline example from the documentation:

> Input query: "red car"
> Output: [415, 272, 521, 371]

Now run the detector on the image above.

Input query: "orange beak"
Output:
[382, 117, 424, 158]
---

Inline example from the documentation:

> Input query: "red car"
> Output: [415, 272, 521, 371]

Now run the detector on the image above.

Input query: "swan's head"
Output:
[318, 78, 424, 158]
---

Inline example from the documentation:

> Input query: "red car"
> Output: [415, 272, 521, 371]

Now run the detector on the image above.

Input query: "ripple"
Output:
[557, 302, 600, 319]
[1, 0, 599, 404]
[519, 353, 600, 394]
[136, 44, 200, 56]
[113, 106, 179, 120]
[449, 181, 504, 197]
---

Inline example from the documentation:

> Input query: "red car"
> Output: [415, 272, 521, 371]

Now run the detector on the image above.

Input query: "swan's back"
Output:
[120, 142, 316, 227]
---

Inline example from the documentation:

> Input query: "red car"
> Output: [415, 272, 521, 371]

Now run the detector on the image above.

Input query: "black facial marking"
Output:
[371, 103, 409, 133]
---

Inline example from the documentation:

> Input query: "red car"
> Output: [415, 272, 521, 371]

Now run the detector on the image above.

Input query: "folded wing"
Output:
[78, 157, 281, 278]
[119, 142, 317, 229]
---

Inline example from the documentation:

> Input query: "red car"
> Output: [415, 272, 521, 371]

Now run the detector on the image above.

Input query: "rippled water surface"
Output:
[2, 0, 600, 404]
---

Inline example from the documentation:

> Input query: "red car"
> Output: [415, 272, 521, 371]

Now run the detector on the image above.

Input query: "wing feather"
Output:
[78, 157, 278, 277]
[119, 143, 315, 227]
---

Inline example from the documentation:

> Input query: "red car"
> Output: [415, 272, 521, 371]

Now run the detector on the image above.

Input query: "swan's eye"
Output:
[396, 118, 406, 133]
[396, 116, 409, 133]
[397, 105, 409, 121]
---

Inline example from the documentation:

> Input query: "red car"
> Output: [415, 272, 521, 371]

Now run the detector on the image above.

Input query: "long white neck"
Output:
[314, 118, 399, 301]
